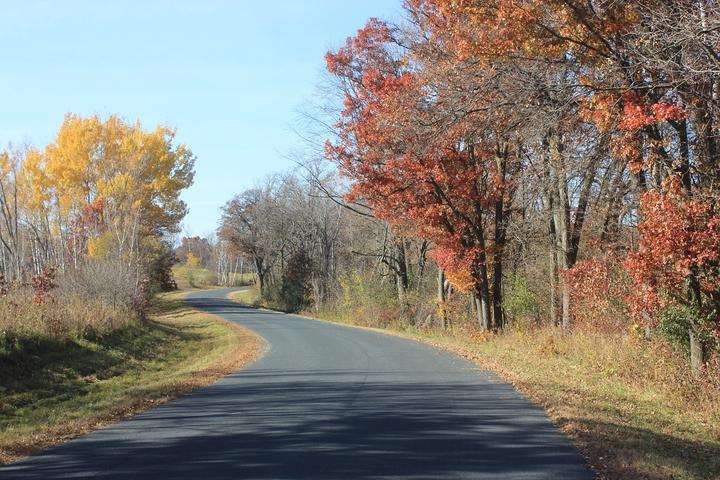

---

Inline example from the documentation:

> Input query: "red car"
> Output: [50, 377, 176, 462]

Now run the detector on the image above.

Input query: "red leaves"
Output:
[76, 197, 106, 230]
[652, 102, 687, 123]
[431, 244, 477, 293]
[618, 93, 654, 131]
[67, 197, 107, 256]
[618, 93, 687, 132]
[625, 177, 720, 326]
[325, 14, 517, 294]
[325, 18, 394, 78]
[31, 267, 57, 305]
[563, 256, 631, 331]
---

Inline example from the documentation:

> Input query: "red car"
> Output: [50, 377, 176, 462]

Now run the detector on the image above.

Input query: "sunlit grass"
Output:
[227, 286, 261, 306]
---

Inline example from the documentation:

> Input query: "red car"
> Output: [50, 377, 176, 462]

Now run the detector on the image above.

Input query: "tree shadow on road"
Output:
[2, 367, 595, 479]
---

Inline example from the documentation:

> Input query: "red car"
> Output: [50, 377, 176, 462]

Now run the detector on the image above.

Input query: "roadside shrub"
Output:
[257, 250, 316, 313]
[30, 267, 57, 304]
[503, 275, 538, 325]
[261, 285, 286, 311]
[563, 255, 631, 332]
[1, 261, 140, 347]
[0, 288, 136, 345]
[142, 237, 178, 292]
[509, 325, 719, 410]
[173, 265, 217, 288]
[60, 259, 141, 309]
[327, 271, 407, 328]
[625, 179, 720, 336]
[279, 250, 314, 312]
[658, 303, 718, 357]
[229, 272, 256, 287]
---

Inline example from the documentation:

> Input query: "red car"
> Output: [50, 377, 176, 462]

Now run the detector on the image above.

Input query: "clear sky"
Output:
[0, 0, 402, 237]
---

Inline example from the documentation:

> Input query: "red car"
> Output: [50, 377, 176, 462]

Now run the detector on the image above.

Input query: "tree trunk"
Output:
[476, 267, 491, 331]
[490, 144, 510, 330]
[491, 252, 503, 331]
[395, 240, 408, 301]
[548, 216, 559, 326]
[551, 194, 571, 327]
[396, 274, 406, 302]
[671, 120, 692, 191]
[689, 328, 706, 378]
[476, 296, 489, 330]
[438, 268, 448, 329]
[255, 258, 266, 294]
[416, 240, 428, 290]
[550, 133, 571, 328]
[492, 196, 506, 331]
[560, 279, 570, 329]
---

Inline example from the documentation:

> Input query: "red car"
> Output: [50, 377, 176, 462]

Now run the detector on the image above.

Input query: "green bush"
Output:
[142, 238, 178, 292]
[173, 265, 217, 288]
[331, 271, 409, 328]
[658, 303, 716, 356]
[503, 275, 538, 324]
[259, 250, 314, 312]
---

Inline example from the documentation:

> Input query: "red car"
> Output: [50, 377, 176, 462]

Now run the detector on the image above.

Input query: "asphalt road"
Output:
[1, 288, 593, 479]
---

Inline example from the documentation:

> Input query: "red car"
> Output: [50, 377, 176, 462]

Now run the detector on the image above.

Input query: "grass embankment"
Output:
[228, 288, 719, 480]
[228, 287, 261, 306]
[0, 289, 262, 464]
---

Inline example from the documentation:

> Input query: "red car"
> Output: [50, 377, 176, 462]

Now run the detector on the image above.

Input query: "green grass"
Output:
[227, 286, 261, 306]
[0, 290, 261, 464]
[228, 272, 257, 285]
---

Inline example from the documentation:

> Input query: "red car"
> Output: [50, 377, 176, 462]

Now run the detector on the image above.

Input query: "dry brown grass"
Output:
[0, 291, 136, 340]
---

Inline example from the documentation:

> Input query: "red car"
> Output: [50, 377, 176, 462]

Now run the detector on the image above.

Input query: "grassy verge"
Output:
[0, 289, 262, 464]
[228, 286, 261, 306]
[227, 291, 719, 480]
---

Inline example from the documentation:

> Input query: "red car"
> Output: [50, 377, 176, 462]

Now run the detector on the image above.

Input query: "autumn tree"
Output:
[0, 148, 23, 280]
[626, 179, 720, 375]
[219, 179, 288, 294]
[0, 114, 195, 294]
[176, 236, 213, 267]
[325, 6, 605, 330]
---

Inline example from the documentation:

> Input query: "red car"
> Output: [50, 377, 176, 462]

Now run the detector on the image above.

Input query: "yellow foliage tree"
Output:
[42, 114, 194, 239]
[8, 113, 195, 279]
[185, 252, 201, 268]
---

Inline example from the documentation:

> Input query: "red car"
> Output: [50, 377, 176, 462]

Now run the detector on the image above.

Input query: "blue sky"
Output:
[0, 0, 402, 236]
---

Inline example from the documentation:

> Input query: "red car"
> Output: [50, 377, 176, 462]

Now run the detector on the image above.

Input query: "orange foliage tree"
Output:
[325, 18, 521, 330]
[625, 178, 720, 368]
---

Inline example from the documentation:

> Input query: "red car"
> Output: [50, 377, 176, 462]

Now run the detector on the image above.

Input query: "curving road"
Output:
[1, 288, 593, 479]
